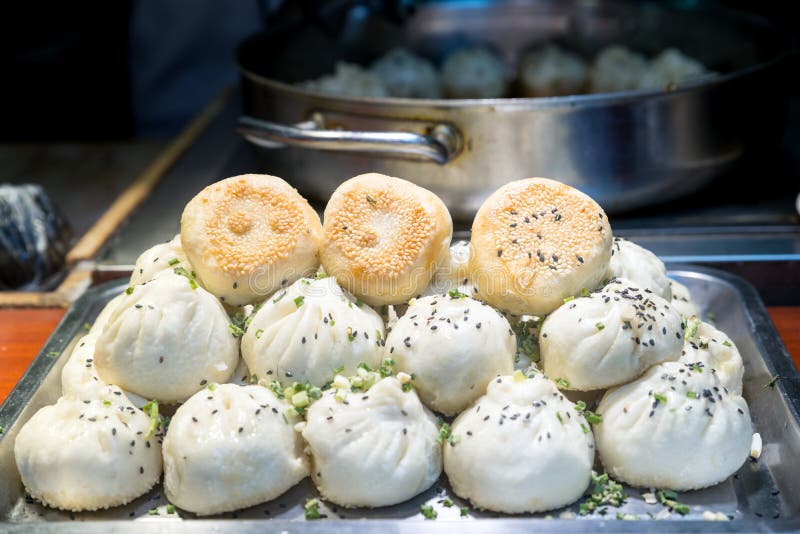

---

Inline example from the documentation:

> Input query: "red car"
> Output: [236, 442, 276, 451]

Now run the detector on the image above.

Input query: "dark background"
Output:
[0, 0, 797, 141]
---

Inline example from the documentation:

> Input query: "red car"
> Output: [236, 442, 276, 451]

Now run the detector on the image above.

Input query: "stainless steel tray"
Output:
[2, 265, 799, 532]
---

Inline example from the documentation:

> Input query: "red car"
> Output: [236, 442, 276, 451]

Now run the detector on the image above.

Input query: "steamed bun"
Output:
[61, 294, 125, 397]
[441, 47, 508, 99]
[387, 294, 515, 415]
[638, 48, 710, 90]
[162, 384, 308, 515]
[540, 278, 684, 390]
[371, 47, 441, 98]
[519, 45, 588, 97]
[94, 271, 239, 403]
[420, 240, 476, 297]
[302, 376, 441, 507]
[607, 238, 671, 300]
[444, 372, 594, 513]
[680, 320, 744, 395]
[129, 234, 190, 285]
[241, 276, 385, 386]
[589, 45, 648, 93]
[303, 62, 388, 98]
[595, 360, 752, 490]
[670, 279, 699, 319]
[14, 390, 162, 511]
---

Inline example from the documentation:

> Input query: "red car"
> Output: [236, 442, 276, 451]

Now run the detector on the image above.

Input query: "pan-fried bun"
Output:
[470, 178, 612, 316]
[181, 174, 323, 306]
[320, 173, 452, 306]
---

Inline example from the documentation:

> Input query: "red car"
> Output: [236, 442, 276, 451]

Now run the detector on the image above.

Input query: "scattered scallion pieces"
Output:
[166, 504, 175, 514]
[125, 286, 135, 295]
[272, 291, 287, 304]
[304, 498, 321, 520]
[554, 377, 570, 388]
[686, 391, 699, 399]
[168, 258, 180, 266]
[580, 287, 590, 297]
[563, 296, 574, 304]
[722, 340, 732, 347]
[595, 322, 605, 331]
[657, 489, 690, 515]
[148, 508, 159, 516]
[766, 374, 780, 388]
[448, 289, 468, 299]
[442, 498, 453, 507]
[420, 504, 437, 520]
[255, 329, 264, 339]
[436, 422, 452, 446]
[578, 471, 626, 515]
[46, 351, 59, 358]
[460, 506, 469, 517]
[653, 393, 667, 404]
[229, 323, 245, 338]
[294, 296, 304, 308]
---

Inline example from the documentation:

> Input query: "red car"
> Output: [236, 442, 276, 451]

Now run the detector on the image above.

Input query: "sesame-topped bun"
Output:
[320, 173, 453, 306]
[241, 275, 385, 387]
[595, 360, 752, 490]
[181, 174, 323, 306]
[302, 376, 441, 508]
[443, 372, 595, 513]
[387, 294, 515, 415]
[680, 320, 744, 395]
[670, 279, 700, 320]
[94, 272, 239, 404]
[607, 238, 671, 300]
[162, 384, 308, 515]
[129, 234, 190, 286]
[539, 278, 684, 391]
[470, 178, 613, 316]
[14, 389, 162, 512]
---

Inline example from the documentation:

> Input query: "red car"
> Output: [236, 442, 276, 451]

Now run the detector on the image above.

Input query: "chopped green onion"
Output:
[766, 374, 780, 388]
[686, 391, 699, 399]
[460, 506, 469, 517]
[653, 393, 667, 404]
[168, 258, 180, 266]
[255, 329, 264, 339]
[420, 504, 437, 520]
[563, 296, 574, 303]
[448, 289, 468, 299]
[595, 322, 605, 331]
[304, 498, 321, 520]
[436, 422, 452, 446]
[272, 291, 287, 303]
[554, 377, 570, 388]
[294, 296, 304, 308]
[166, 504, 175, 514]
[722, 340, 732, 347]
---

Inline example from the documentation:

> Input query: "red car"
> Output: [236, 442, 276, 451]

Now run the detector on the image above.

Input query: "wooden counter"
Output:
[0, 307, 797, 405]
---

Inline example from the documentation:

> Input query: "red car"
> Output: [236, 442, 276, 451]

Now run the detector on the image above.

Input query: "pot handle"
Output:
[237, 115, 460, 165]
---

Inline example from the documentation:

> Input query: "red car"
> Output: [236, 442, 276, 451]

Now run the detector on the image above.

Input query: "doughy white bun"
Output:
[302, 377, 441, 508]
[181, 174, 323, 306]
[441, 46, 508, 99]
[302, 62, 389, 98]
[419, 240, 476, 298]
[94, 272, 239, 403]
[589, 45, 648, 93]
[444, 373, 594, 513]
[608, 238, 671, 300]
[519, 45, 588, 97]
[371, 47, 441, 98]
[129, 235, 190, 285]
[62, 294, 125, 397]
[638, 48, 709, 90]
[469, 177, 613, 316]
[540, 278, 684, 390]
[680, 321, 744, 395]
[241, 276, 385, 386]
[320, 173, 452, 306]
[162, 384, 308, 515]
[388, 294, 515, 415]
[595, 361, 752, 490]
[14, 391, 162, 512]
[670, 279, 700, 319]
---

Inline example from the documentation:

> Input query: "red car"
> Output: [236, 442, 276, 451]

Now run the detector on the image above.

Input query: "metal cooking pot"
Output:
[237, 0, 791, 220]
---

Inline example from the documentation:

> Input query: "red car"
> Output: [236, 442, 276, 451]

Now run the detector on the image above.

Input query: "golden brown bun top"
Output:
[181, 174, 321, 278]
[322, 173, 451, 279]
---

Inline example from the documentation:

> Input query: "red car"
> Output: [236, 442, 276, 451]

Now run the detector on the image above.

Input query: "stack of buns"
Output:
[13, 171, 748, 518]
